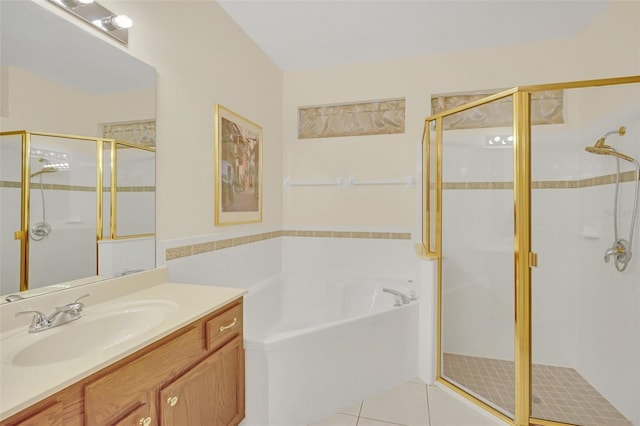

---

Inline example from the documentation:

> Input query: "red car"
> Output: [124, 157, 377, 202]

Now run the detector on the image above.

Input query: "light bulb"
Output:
[112, 14, 133, 29]
[93, 14, 133, 31]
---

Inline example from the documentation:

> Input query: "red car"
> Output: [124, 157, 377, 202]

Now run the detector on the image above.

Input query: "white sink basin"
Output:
[3, 300, 179, 367]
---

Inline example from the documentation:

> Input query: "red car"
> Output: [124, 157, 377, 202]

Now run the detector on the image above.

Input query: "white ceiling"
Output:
[217, 0, 609, 72]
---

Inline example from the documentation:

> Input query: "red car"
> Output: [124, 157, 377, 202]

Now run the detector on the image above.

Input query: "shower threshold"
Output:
[443, 353, 631, 426]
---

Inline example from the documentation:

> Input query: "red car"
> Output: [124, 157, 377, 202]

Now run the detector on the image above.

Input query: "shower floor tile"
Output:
[443, 353, 632, 426]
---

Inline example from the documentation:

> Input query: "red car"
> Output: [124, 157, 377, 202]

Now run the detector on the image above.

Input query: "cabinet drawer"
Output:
[205, 301, 243, 350]
[84, 326, 203, 425]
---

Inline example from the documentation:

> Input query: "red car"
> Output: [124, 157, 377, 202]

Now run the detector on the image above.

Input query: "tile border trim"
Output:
[165, 230, 412, 261]
[442, 171, 638, 190]
[0, 181, 155, 192]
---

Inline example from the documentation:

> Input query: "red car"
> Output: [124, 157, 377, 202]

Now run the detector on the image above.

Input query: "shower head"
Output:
[30, 158, 60, 178]
[584, 145, 635, 163]
[585, 126, 636, 163]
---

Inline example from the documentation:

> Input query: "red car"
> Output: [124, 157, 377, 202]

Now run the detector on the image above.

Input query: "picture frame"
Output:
[214, 104, 263, 225]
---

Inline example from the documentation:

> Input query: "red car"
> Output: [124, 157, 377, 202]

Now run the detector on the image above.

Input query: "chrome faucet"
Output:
[5, 294, 25, 302]
[16, 294, 89, 333]
[382, 288, 414, 307]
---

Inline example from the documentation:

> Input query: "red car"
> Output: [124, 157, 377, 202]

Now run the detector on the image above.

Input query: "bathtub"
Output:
[241, 273, 420, 426]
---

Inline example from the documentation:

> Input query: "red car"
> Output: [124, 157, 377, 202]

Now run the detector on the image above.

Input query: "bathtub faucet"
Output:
[382, 288, 413, 307]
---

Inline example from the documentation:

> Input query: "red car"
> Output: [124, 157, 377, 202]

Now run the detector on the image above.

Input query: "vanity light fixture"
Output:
[92, 14, 133, 31]
[46, 0, 132, 45]
[485, 135, 514, 147]
[55, 0, 94, 9]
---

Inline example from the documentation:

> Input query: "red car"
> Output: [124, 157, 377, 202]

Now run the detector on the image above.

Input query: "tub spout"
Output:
[382, 288, 412, 306]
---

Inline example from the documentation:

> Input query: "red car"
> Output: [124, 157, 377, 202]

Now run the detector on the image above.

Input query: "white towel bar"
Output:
[283, 177, 344, 187]
[347, 176, 415, 187]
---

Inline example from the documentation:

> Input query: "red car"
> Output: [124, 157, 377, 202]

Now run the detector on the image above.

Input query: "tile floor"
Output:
[309, 379, 506, 426]
[443, 353, 632, 426]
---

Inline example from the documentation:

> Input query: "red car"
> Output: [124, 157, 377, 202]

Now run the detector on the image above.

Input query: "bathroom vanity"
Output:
[0, 270, 245, 426]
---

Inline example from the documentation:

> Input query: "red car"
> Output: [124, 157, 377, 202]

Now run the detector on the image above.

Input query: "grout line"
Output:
[425, 384, 432, 426]
[355, 400, 363, 425]
[358, 416, 408, 426]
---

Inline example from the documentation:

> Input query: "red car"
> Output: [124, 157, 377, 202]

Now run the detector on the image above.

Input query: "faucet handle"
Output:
[16, 310, 50, 331]
[56, 294, 89, 314]
[72, 294, 90, 304]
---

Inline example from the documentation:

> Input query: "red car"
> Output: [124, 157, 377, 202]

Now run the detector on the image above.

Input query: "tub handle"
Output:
[220, 317, 237, 332]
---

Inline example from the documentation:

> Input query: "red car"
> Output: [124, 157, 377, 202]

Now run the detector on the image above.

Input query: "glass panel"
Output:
[27, 135, 97, 290]
[428, 120, 437, 253]
[440, 96, 515, 418]
[0, 134, 23, 295]
[102, 141, 112, 239]
[531, 83, 639, 425]
[115, 144, 155, 236]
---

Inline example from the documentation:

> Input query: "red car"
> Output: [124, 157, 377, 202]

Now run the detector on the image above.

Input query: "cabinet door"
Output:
[113, 404, 153, 426]
[160, 335, 244, 426]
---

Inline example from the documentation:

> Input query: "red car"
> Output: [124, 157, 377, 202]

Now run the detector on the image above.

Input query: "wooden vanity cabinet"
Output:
[159, 335, 244, 426]
[0, 299, 244, 426]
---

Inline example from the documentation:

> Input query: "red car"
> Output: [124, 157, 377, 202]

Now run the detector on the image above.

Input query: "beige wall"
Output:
[282, 0, 640, 231]
[0, 66, 154, 136]
[26, 0, 639, 241]
[109, 0, 284, 241]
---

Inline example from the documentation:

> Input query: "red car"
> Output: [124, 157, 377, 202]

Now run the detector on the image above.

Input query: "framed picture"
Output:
[214, 104, 263, 225]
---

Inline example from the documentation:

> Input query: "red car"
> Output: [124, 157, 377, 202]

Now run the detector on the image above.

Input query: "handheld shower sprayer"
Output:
[29, 158, 58, 241]
[584, 126, 639, 272]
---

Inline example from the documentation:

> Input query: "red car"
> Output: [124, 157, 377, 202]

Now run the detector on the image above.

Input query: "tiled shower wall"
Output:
[161, 229, 419, 289]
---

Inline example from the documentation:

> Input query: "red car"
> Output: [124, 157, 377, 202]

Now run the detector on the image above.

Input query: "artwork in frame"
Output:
[214, 104, 263, 225]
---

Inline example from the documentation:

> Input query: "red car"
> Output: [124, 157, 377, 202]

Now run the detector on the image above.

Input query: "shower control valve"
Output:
[604, 239, 632, 265]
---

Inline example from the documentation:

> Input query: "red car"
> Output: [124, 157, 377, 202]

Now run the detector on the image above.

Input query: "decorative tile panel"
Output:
[101, 119, 156, 148]
[431, 90, 563, 130]
[298, 98, 405, 139]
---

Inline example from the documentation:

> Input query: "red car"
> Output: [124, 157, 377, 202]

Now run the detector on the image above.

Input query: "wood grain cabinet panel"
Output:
[160, 335, 245, 426]
[84, 326, 203, 426]
[112, 404, 152, 426]
[13, 402, 62, 426]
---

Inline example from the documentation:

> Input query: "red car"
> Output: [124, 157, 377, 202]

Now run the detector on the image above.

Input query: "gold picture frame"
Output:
[214, 104, 263, 225]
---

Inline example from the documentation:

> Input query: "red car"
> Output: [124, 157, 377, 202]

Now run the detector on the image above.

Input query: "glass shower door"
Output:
[438, 97, 515, 419]
[27, 135, 98, 290]
[0, 133, 23, 295]
[531, 83, 639, 426]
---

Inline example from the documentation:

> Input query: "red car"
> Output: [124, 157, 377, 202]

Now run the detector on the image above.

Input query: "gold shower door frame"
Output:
[0, 130, 155, 291]
[421, 75, 640, 426]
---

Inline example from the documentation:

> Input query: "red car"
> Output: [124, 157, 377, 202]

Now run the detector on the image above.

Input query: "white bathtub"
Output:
[242, 273, 420, 426]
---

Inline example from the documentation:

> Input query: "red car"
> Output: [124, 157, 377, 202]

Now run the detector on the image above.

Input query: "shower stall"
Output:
[0, 131, 155, 295]
[422, 76, 640, 426]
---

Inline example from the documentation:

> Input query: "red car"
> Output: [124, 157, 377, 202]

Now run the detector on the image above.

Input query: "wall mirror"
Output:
[0, 0, 156, 299]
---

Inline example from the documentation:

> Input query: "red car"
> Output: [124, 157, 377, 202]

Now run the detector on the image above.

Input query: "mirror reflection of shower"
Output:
[29, 155, 69, 241]
[585, 126, 640, 272]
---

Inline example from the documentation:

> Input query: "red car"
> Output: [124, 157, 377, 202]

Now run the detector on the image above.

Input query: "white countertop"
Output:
[0, 280, 245, 421]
